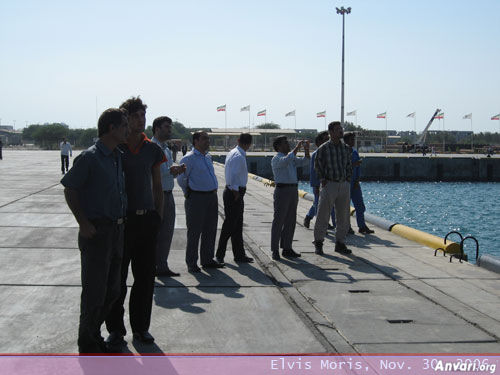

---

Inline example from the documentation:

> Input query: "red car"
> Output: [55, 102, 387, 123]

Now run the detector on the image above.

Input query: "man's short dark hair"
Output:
[343, 132, 355, 142]
[119, 96, 147, 115]
[328, 121, 341, 131]
[192, 131, 207, 145]
[152, 116, 172, 134]
[273, 136, 287, 152]
[239, 133, 252, 146]
[98, 108, 127, 137]
[315, 131, 329, 147]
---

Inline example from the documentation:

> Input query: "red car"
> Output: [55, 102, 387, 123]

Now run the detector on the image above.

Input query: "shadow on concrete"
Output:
[224, 262, 275, 286]
[321, 253, 402, 280]
[131, 340, 165, 354]
[193, 269, 245, 299]
[325, 232, 401, 249]
[278, 257, 355, 283]
[153, 278, 210, 313]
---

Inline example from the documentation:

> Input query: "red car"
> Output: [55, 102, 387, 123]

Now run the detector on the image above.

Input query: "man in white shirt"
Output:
[216, 133, 254, 264]
[60, 138, 73, 174]
[151, 116, 185, 277]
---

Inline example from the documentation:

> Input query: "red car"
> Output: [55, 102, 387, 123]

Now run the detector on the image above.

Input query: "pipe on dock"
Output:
[364, 212, 398, 231]
[477, 254, 500, 274]
[390, 224, 461, 254]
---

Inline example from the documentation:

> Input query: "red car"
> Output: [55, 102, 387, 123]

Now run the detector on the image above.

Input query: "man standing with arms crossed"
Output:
[61, 108, 128, 353]
[60, 137, 72, 174]
[151, 116, 186, 277]
[216, 133, 254, 264]
[270, 136, 310, 260]
[313, 121, 352, 255]
[177, 131, 224, 272]
[106, 97, 165, 350]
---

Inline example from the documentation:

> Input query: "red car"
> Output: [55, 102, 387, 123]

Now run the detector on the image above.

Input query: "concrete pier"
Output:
[0, 150, 499, 354]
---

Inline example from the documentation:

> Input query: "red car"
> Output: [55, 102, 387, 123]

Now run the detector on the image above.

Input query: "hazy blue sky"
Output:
[1, 0, 499, 132]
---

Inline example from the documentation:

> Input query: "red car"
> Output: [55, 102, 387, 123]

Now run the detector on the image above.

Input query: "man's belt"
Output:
[163, 190, 173, 194]
[276, 183, 298, 188]
[190, 189, 217, 194]
[128, 209, 151, 216]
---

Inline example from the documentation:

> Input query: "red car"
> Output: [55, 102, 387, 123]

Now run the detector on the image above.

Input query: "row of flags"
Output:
[217, 104, 500, 121]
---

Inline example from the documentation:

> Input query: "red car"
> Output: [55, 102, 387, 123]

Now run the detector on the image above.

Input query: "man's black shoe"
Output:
[133, 331, 155, 344]
[234, 256, 254, 263]
[359, 226, 375, 234]
[282, 249, 301, 258]
[156, 268, 180, 277]
[303, 215, 311, 228]
[188, 265, 202, 273]
[272, 251, 281, 261]
[216, 257, 225, 265]
[347, 227, 355, 235]
[313, 240, 324, 255]
[335, 241, 352, 254]
[202, 260, 225, 269]
[105, 332, 126, 352]
[328, 224, 336, 230]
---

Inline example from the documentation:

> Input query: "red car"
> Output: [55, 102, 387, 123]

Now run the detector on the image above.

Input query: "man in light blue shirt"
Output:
[152, 116, 186, 277]
[216, 133, 254, 264]
[177, 131, 223, 272]
[60, 138, 73, 174]
[270, 136, 310, 260]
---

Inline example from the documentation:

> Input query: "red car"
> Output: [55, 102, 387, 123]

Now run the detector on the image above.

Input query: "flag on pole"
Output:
[346, 110, 357, 116]
[491, 114, 500, 120]
[257, 109, 266, 117]
[377, 112, 386, 118]
[406, 112, 416, 118]
[217, 104, 226, 112]
[463, 113, 472, 119]
[240, 105, 250, 112]
[434, 112, 444, 119]
[316, 111, 326, 118]
[285, 110, 295, 117]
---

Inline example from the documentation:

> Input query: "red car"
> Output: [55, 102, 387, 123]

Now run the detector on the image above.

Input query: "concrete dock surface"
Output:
[0, 150, 499, 354]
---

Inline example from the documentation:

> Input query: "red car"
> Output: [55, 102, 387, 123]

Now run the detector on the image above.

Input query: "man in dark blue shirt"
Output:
[344, 132, 374, 234]
[61, 108, 128, 353]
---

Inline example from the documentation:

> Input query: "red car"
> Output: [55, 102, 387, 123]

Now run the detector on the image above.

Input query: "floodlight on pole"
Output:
[336, 6, 351, 128]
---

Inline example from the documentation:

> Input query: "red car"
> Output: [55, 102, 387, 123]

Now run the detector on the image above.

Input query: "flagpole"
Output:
[470, 117, 473, 151]
[324, 116, 327, 131]
[385, 114, 388, 152]
[294, 114, 296, 130]
[225, 108, 227, 151]
[248, 106, 251, 130]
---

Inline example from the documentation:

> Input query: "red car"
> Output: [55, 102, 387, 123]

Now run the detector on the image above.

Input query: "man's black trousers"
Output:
[106, 211, 160, 336]
[61, 155, 69, 173]
[78, 219, 124, 353]
[216, 187, 245, 260]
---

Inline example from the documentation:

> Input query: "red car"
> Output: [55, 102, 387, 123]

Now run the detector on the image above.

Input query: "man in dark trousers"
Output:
[344, 132, 374, 234]
[216, 133, 254, 264]
[151, 116, 186, 277]
[61, 108, 128, 353]
[60, 138, 73, 174]
[105, 97, 165, 350]
[270, 136, 310, 260]
[177, 131, 224, 273]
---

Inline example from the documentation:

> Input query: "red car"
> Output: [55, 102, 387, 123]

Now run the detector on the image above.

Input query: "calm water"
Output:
[298, 181, 500, 262]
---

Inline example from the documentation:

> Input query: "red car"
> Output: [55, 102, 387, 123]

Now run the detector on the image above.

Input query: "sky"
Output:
[1, 0, 499, 133]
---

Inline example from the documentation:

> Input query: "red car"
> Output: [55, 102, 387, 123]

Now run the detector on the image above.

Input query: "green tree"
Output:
[256, 123, 280, 129]
[32, 123, 69, 149]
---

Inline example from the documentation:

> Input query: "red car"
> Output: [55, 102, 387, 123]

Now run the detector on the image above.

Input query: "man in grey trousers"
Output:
[270, 136, 310, 260]
[177, 131, 224, 273]
[151, 116, 186, 277]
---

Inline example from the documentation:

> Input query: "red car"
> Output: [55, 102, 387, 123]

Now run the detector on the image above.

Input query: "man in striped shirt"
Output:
[313, 121, 352, 255]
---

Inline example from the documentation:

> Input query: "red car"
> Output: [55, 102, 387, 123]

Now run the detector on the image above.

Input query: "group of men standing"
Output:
[270, 121, 373, 259]
[62, 97, 254, 353]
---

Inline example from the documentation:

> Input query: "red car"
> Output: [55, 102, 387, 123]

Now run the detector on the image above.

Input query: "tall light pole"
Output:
[336, 6, 351, 128]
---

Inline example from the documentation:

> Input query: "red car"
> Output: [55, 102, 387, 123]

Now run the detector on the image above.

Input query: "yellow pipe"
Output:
[391, 224, 461, 254]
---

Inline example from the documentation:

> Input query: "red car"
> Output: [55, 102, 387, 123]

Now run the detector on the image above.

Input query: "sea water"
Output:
[297, 181, 500, 262]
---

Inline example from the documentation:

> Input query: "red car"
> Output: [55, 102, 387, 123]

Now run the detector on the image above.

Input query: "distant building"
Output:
[200, 128, 298, 151]
[0, 126, 22, 145]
